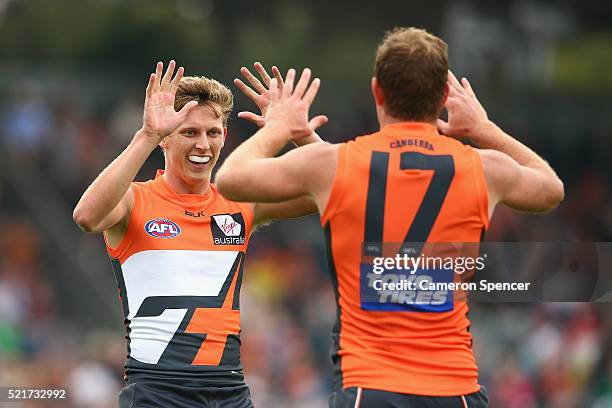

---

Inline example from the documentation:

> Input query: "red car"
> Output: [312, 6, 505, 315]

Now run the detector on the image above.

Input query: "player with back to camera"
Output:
[216, 27, 564, 407]
[73, 60, 327, 407]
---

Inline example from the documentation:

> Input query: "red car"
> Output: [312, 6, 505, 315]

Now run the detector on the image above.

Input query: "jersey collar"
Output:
[381, 122, 440, 136]
[154, 170, 213, 206]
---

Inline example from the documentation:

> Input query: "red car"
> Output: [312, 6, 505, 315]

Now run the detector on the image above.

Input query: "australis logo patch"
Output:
[145, 218, 181, 239]
[211, 213, 246, 245]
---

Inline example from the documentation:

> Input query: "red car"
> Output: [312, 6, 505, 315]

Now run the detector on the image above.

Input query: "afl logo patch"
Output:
[145, 218, 181, 239]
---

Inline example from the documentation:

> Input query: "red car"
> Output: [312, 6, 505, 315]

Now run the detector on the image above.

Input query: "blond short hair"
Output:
[174, 76, 233, 125]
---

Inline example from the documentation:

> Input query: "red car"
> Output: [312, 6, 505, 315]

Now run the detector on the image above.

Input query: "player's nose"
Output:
[194, 135, 210, 151]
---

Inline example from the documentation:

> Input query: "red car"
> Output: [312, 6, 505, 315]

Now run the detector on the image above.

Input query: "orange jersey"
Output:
[106, 171, 253, 383]
[321, 123, 489, 396]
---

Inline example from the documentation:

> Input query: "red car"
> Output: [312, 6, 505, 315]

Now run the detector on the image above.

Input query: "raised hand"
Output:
[235, 63, 328, 134]
[437, 71, 488, 139]
[234, 62, 284, 127]
[264, 68, 327, 139]
[141, 60, 198, 143]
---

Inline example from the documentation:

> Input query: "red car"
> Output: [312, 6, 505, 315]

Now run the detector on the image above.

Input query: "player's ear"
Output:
[221, 127, 228, 147]
[371, 77, 384, 107]
[442, 83, 450, 107]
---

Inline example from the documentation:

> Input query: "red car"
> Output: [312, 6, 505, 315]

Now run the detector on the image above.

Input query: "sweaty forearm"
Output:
[74, 130, 157, 227]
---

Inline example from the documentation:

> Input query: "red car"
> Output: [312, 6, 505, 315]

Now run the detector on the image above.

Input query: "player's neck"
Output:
[162, 170, 211, 195]
[378, 114, 437, 129]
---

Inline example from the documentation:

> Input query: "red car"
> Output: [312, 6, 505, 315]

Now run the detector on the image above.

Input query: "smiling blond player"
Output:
[73, 61, 325, 408]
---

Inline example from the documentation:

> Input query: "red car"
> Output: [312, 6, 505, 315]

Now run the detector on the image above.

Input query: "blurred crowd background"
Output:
[0, 0, 611, 407]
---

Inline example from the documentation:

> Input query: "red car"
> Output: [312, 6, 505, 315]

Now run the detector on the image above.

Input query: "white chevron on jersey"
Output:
[121, 249, 238, 364]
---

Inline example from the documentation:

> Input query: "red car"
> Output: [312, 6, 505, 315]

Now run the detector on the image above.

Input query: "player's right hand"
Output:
[264, 68, 327, 140]
[140, 60, 198, 144]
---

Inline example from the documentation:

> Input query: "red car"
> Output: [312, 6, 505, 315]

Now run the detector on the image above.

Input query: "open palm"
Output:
[234, 62, 284, 127]
[141, 60, 198, 143]
[264, 68, 326, 139]
[234, 63, 328, 134]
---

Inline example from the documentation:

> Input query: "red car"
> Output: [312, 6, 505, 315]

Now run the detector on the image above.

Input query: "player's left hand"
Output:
[264, 68, 328, 140]
[437, 70, 489, 139]
[235, 63, 328, 133]
[234, 62, 283, 127]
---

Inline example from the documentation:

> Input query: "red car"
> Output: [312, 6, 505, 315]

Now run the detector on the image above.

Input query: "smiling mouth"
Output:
[188, 155, 212, 165]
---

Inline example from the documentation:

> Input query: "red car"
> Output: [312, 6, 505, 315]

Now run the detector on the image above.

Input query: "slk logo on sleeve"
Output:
[145, 218, 181, 238]
[211, 213, 246, 245]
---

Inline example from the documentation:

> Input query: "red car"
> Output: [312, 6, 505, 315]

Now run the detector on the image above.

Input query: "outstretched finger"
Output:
[461, 77, 476, 98]
[146, 73, 155, 97]
[283, 69, 296, 97]
[308, 115, 328, 131]
[241, 66, 266, 94]
[272, 66, 284, 90]
[303, 77, 321, 105]
[153, 62, 163, 91]
[162, 60, 176, 89]
[447, 70, 464, 94]
[170, 66, 185, 90]
[253, 62, 272, 87]
[234, 78, 260, 102]
[294, 68, 312, 99]
[237, 111, 265, 127]
[178, 100, 199, 116]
